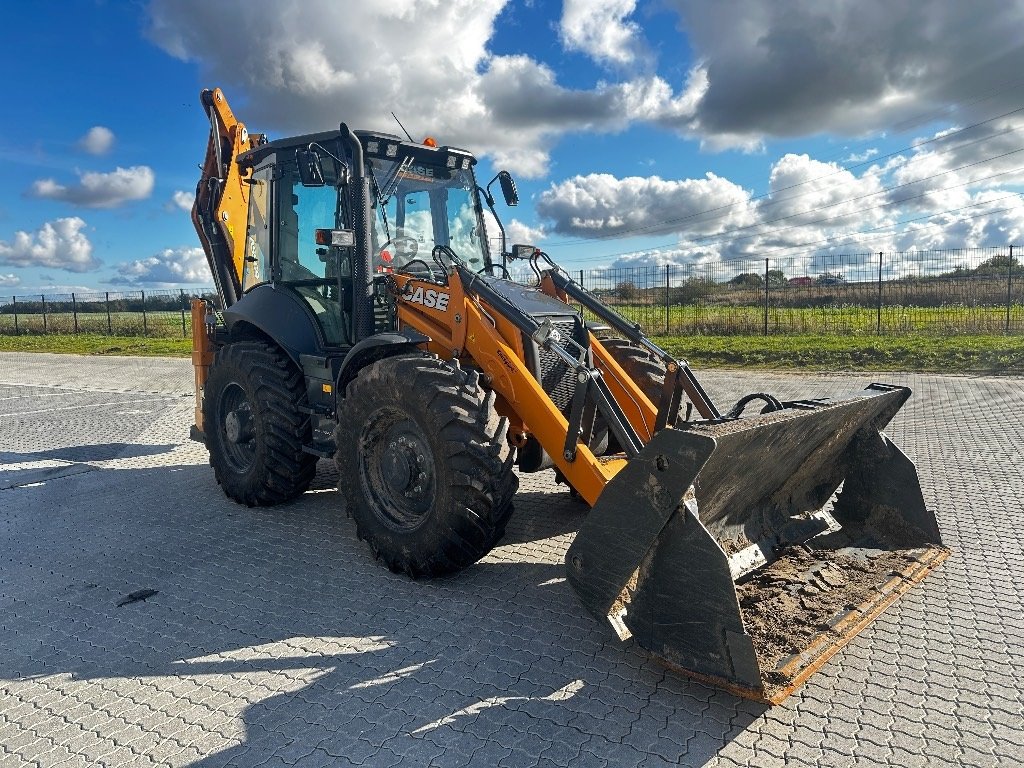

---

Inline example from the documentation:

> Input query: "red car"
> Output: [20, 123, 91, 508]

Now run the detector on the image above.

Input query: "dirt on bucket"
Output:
[735, 545, 918, 698]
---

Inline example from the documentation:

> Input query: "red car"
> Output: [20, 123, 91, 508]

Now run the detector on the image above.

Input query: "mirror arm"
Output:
[479, 184, 507, 270]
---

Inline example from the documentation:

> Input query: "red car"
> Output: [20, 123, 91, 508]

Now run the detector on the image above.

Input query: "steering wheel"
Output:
[377, 235, 418, 267]
[478, 262, 511, 279]
[398, 258, 442, 282]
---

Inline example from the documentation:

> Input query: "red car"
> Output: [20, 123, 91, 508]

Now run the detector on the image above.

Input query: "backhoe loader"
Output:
[189, 88, 948, 704]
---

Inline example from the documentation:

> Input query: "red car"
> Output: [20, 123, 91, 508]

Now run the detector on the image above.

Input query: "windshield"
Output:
[367, 156, 489, 271]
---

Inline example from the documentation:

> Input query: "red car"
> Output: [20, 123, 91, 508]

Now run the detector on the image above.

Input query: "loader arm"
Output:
[391, 269, 626, 504]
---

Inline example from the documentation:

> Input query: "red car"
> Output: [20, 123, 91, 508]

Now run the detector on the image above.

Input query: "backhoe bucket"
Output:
[565, 384, 948, 704]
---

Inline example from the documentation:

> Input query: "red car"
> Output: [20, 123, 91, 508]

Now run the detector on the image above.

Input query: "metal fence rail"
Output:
[0, 289, 218, 338]
[0, 246, 1020, 337]
[567, 245, 1022, 336]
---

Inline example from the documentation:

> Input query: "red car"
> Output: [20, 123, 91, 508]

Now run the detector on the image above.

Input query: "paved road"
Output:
[1, 352, 1021, 767]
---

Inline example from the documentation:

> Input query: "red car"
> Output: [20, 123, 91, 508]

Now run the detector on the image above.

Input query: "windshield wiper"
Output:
[379, 155, 413, 203]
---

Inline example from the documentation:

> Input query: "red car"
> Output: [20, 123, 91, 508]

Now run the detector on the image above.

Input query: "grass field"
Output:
[3, 302, 1024, 338]
[602, 302, 1024, 335]
[0, 311, 190, 337]
[2, 332, 1021, 373]
[653, 334, 1024, 373]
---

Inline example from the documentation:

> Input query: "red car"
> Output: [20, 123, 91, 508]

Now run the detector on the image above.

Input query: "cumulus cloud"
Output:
[538, 120, 1024, 270]
[145, 0, 1024, 179]
[30, 166, 155, 208]
[169, 190, 195, 212]
[559, 0, 646, 67]
[0, 273, 20, 287]
[0, 217, 99, 272]
[77, 126, 115, 155]
[666, 0, 1024, 145]
[114, 246, 211, 287]
[146, 0, 701, 177]
[537, 172, 754, 238]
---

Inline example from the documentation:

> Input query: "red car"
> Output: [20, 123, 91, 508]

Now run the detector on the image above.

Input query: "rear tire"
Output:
[598, 338, 683, 455]
[335, 354, 517, 577]
[599, 338, 669, 405]
[203, 341, 317, 506]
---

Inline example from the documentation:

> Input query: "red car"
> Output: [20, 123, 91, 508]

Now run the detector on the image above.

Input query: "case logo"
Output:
[406, 286, 450, 312]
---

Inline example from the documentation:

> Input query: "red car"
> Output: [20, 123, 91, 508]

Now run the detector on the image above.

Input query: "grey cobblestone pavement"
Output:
[1, 351, 1022, 767]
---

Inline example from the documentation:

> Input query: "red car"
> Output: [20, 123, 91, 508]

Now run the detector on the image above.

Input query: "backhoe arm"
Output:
[191, 88, 264, 309]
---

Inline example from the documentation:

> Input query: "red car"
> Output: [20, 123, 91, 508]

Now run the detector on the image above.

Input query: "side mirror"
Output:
[498, 170, 518, 206]
[296, 149, 325, 187]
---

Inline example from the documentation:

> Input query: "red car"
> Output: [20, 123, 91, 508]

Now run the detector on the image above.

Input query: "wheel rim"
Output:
[218, 382, 256, 474]
[358, 408, 436, 530]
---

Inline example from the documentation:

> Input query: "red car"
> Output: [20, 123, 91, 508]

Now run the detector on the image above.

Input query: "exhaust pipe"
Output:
[340, 122, 375, 342]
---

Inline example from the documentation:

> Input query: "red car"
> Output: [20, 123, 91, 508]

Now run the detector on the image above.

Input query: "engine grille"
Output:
[534, 318, 580, 412]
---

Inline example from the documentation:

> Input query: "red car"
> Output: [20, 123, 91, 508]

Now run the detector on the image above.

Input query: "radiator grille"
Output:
[537, 318, 579, 412]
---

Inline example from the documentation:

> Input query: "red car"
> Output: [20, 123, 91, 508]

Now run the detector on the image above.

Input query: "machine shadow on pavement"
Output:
[0, 460, 766, 767]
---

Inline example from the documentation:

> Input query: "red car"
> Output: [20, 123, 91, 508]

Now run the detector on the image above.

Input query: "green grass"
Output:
[0, 311, 189, 337]
[604, 302, 1024, 336]
[1, 332, 1021, 373]
[652, 333, 1024, 373]
[0, 334, 192, 356]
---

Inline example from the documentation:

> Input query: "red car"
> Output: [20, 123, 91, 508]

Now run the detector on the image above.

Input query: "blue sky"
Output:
[3, 0, 1024, 295]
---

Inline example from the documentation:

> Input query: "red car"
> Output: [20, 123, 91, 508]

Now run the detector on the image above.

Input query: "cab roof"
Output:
[237, 128, 476, 169]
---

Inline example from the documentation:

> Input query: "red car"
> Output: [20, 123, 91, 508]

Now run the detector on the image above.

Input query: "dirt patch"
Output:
[735, 545, 918, 699]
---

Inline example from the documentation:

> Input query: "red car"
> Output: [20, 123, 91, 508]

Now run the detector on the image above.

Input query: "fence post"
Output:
[876, 251, 883, 335]
[180, 290, 188, 337]
[141, 290, 148, 336]
[763, 258, 769, 336]
[579, 269, 585, 316]
[664, 264, 670, 334]
[72, 292, 79, 334]
[105, 292, 112, 335]
[1003, 244, 1011, 331]
[41, 294, 47, 334]
[12, 295, 17, 335]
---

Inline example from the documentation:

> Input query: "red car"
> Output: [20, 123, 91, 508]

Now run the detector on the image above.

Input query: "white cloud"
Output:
[537, 172, 754, 238]
[169, 190, 195, 212]
[31, 166, 155, 209]
[145, 0, 700, 178]
[537, 123, 1024, 270]
[559, 0, 646, 67]
[845, 148, 879, 163]
[0, 273, 20, 287]
[504, 218, 546, 246]
[0, 217, 99, 273]
[114, 246, 211, 287]
[77, 126, 115, 155]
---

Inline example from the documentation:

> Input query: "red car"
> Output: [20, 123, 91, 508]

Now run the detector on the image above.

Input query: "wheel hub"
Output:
[382, 443, 418, 492]
[360, 414, 436, 529]
[225, 408, 252, 444]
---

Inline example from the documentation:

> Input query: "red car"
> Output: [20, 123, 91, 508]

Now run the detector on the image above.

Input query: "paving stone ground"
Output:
[0, 351, 1021, 767]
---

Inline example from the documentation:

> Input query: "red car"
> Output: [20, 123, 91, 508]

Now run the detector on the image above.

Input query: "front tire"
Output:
[336, 354, 517, 577]
[203, 341, 317, 506]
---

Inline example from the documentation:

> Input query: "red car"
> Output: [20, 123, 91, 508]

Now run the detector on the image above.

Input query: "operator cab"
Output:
[236, 129, 510, 351]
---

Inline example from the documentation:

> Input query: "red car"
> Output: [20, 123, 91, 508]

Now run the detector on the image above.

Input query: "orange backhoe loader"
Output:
[189, 88, 948, 703]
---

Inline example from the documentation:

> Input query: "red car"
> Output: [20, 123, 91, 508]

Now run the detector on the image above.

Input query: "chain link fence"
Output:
[1, 246, 1020, 337]
[0, 289, 218, 337]
[564, 245, 1022, 336]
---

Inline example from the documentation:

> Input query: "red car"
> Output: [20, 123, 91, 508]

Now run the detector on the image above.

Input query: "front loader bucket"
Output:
[565, 384, 948, 704]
